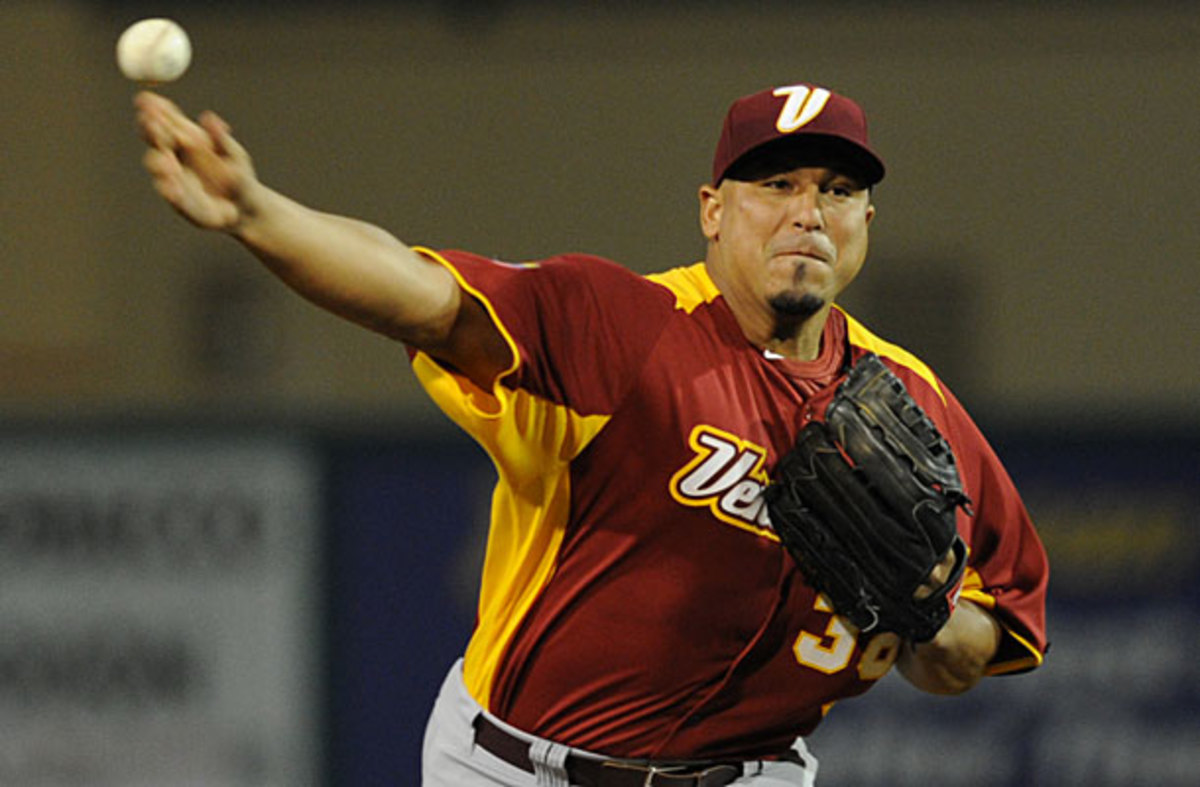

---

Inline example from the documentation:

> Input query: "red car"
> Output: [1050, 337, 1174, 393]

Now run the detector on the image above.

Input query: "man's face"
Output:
[700, 165, 875, 331]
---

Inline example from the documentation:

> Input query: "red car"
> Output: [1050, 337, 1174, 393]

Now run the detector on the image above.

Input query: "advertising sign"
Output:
[0, 436, 321, 786]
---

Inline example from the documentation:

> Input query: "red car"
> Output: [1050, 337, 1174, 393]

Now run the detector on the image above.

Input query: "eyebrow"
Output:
[753, 169, 869, 190]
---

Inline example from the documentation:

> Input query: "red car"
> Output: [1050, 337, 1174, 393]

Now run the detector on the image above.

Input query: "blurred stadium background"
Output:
[2, 1, 1197, 784]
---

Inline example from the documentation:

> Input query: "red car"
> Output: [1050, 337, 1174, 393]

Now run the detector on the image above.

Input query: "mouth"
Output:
[773, 250, 831, 275]
[771, 240, 832, 265]
[777, 250, 825, 263]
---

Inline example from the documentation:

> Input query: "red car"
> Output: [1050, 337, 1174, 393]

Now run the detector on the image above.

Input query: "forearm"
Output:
[896, 599, 1001, 695]
[231, 184, 460, 346]
[135, 91, 507, 384]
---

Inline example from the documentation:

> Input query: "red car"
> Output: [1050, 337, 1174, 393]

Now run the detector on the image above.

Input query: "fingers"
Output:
[134, 91, 180, 148]
[199, 110, 253, 169]
[142, 147, 180, 180]
[913, 548, 957, 600]
[133, 91, 254, 230]
[198, 111, 231, 148]
[136, 93, 231, 181]
[135, 91, 215, 157]
[929, 550, 955, 586]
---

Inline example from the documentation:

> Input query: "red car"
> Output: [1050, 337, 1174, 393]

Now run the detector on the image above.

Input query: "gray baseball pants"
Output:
[421, 659, 818, 786]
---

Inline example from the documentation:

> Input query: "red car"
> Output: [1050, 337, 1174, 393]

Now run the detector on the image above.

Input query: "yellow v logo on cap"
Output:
[773, 85, 833, 133]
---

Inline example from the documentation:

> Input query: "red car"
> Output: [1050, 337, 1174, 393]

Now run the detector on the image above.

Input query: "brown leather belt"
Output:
[472, 715, 747, 787]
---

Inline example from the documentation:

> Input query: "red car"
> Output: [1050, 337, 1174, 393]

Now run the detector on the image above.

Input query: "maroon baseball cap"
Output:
[712, 83, 885, 186]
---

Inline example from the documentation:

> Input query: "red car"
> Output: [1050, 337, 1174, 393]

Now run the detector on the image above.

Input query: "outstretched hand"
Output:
[134, 91, 257, 231]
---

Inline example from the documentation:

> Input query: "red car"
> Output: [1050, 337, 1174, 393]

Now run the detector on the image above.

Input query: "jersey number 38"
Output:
[794, 596, 901, 681]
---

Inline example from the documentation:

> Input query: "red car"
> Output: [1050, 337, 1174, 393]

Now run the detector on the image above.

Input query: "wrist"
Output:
[899, 600, 1001, 694]
[227, 181, 279, 241]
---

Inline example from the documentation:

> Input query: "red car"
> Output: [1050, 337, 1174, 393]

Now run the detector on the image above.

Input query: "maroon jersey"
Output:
[410, 248, 1048, 761]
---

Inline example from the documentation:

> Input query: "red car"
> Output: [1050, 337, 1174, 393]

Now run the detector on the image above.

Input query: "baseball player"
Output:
[134, 82, 1048, 786]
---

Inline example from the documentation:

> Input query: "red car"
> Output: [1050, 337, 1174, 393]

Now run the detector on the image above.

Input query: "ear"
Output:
[698, 183, 722, 241]
[865, 201, 876, 226]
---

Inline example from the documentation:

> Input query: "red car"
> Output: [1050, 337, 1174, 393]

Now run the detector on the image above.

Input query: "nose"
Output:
[790, 185, 824, 231]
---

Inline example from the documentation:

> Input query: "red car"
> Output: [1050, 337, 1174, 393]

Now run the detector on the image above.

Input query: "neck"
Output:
[720, 285, 831, 361]
[703, 256, 831, 361]
[761, 305, 831, 361]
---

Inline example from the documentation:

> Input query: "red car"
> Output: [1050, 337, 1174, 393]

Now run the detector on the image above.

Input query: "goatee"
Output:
[767, 292, 825, 341]
[768, 292, 824, 319]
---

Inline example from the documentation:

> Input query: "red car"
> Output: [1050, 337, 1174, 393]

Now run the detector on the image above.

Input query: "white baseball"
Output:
[116, 18, 192, 83]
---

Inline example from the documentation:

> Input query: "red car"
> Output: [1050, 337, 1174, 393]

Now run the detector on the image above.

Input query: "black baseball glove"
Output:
[764, 353, 971, 643]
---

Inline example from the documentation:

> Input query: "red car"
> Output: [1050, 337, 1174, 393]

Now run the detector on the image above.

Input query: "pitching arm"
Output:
[134, 91, 509, 387]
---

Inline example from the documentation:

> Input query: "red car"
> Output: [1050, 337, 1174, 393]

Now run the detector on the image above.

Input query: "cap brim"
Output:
[719, 134, 885, 187]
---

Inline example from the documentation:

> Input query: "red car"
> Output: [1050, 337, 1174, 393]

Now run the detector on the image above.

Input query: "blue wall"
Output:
[322, 426, 1200, 785]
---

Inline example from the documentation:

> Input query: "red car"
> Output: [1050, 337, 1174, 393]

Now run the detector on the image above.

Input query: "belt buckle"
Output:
[601, 760, 741, 786]
[601, 760, 688, 786]
[641, 765, 663, 787]
[642, 765, 673, 787]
